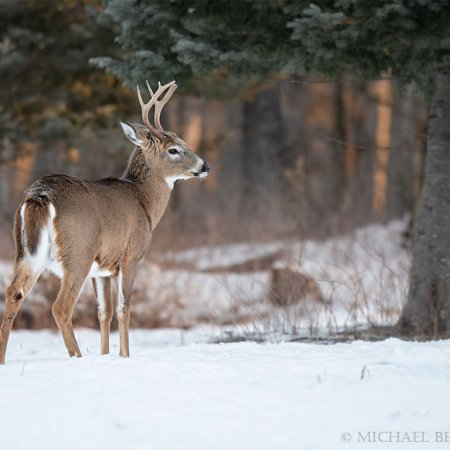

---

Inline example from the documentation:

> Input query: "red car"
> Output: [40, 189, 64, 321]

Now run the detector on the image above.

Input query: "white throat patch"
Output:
[165, 175, 193, 189]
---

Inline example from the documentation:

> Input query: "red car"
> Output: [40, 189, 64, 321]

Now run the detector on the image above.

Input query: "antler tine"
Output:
[153, 81, 177, 130]
[136, 84, 157, 133]
[136, 80, 177, 132]
[145, 80, 155, 97]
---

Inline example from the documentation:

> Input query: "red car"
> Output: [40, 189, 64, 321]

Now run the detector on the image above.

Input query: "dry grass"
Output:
[0, 221, 410, 342]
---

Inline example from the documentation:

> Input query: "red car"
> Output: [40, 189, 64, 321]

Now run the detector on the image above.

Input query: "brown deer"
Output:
[0, 81, 210, 363]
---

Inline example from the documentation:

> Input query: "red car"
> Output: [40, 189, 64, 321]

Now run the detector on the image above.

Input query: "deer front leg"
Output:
[93, 277, 113, 355]
[116, 261, 138, 358]
[0, 263, 38, 364]
[118, 306, 131, 358]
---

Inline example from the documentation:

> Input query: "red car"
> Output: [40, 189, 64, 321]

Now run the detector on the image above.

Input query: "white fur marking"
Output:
[47, 203, 64, 278]
[47, 204, 58, 262]
[20, 204, 27, 247]
[120, 121, 143, 146]
[48, 203, 56, 220]
[167, 145, 184, 159]
[116, 268, 125, 317]
[88, 261, 113, 278]
[165, 174, 193, 189]
[95, 277, 106, 319]
[32, 228, 49, 274]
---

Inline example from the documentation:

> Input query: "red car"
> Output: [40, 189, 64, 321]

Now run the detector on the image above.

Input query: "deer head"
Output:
[120, 81, 210, 188]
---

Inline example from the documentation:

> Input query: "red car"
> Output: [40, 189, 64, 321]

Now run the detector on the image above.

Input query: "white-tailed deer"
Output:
[0, 81, 210, 363]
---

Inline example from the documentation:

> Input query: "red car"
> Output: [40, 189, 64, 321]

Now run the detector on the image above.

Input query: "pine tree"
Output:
[92, 0, 293, 96]
[0, 0, 130, 143]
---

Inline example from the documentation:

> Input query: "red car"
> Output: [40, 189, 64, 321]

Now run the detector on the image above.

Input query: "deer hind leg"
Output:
[0, 199, 50, 363]
[0, 262, 39, 364]
[52, 273, 88, 358]
[116, 261, 138, 357]
[93, 277, 113, 355]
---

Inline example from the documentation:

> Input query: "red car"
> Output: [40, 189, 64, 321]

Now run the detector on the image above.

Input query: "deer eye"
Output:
[168, 148, 180, 156]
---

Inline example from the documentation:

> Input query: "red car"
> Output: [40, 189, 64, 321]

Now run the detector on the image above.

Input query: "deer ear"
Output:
[120, 121, 143, 146]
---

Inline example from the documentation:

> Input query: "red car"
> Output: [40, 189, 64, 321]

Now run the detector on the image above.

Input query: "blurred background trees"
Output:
[2, 0, 450, 336]
[0, 0, 428, 249]
[0, 0, 134, 250]
[94, 0, 450, 335]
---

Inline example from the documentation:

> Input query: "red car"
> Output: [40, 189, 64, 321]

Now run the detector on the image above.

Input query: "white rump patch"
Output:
[46, 203, 64, 278]
[29, 229, 48, 275]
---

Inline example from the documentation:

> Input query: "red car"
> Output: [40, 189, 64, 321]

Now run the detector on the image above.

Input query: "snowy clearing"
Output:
[1, 329, 449, 450]
[0, 220, 409, 333]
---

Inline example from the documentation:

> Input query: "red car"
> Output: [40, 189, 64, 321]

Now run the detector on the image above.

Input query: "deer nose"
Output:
[202, 161, 211, 173]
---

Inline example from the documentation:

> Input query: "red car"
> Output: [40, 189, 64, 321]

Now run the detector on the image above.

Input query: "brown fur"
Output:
[13, 207, 24, 262]
[0, 108, 209, 363]
[92, 277, 113, 354]
[0, 261, 38, 363]
[24, 196, 50, 255]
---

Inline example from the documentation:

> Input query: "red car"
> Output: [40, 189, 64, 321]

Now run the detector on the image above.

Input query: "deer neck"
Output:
[123, 148, 172, 230]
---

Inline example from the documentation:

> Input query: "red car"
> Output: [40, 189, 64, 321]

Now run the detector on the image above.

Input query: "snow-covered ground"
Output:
[1, 328, 449, 450]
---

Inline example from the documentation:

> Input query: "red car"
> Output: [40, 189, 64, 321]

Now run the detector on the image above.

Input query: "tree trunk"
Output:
[372, 79, 393, 217]
[386, 85, 418, 220]
[399, 72, 450, 337]
[241, 84, 284, 239]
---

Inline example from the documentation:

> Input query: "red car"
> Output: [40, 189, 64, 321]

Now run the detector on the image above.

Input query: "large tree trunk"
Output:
[399, 72, 450, 337]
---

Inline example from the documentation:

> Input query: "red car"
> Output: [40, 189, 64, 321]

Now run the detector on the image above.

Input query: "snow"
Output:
[0, 220, 431, 448]
[1, 328, 449, 450]
[135, 220, 410, 331]
[163, 240, 284, 270]
[0, 219, 410, 333]
[134, 265, 270, 327]
[151, 220, 410, 332]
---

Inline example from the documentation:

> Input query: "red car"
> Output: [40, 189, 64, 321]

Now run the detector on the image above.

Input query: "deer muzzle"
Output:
[193, 160, 211, 179]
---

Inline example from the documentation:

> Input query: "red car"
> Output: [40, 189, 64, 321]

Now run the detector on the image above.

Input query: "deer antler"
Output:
[136, 80, 177, 134]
